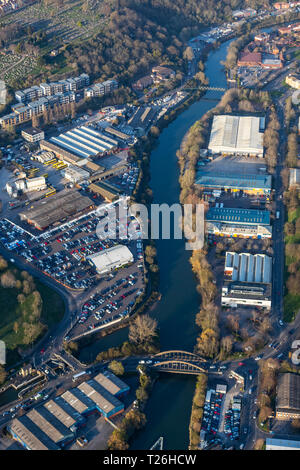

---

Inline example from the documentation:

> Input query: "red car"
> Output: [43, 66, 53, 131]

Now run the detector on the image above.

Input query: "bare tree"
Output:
[129, 314, 158, 345]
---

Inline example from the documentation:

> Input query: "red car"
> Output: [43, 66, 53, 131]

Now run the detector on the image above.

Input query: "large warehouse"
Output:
[49, 126, 118, 159]
[276, 373, 300, 420]
[88, 244, 134, 274]
[19, 190, 94, 230]
[196, 172, 272, 195]
[208, 115, 264, 157]
[8, 372, 129, 450]
[221, 252, 272, 308]
[206, 207, 272, 239]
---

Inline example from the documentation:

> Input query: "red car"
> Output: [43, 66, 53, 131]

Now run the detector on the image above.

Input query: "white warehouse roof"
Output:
[208, 115, 264, 156]
[87, 244, 133, 274]
[224, 252, 271, 283]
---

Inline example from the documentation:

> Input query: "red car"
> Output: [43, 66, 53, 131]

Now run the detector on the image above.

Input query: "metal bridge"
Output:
[184, 86, 227, 92]
[150, 350, 208, 375]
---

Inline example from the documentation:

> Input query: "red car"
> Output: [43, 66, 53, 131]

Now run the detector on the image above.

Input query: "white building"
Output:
[21, 127, 45, 143]
[87, 245, 134, 274]
[62, 165, 90, 183]
[25, 177, 47, 192]
[208, 115, 264, 157]
[221, 252, 272, 309]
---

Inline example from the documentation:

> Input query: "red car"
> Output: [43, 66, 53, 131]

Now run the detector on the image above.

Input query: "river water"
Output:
[79, 38, 231, 449]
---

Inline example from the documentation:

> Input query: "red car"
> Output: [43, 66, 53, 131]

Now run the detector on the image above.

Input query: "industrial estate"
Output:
[0, 0, 299, 456]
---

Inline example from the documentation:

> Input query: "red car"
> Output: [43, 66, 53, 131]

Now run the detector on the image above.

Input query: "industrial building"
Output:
[49, 126, 117, 159]
[19, 190, 94, 230]
[127, 106, 158, 134]
[208, 115, 264, 157]
[62, 165, 90, 184]
[88, 244, 134, 274]
[8, 372, 129, 450]
[196, 172, 272, 195]
[6, 176, 47, 198]
[93, 371, 130, 397]
[266, 438, 300, 450]
[88, 180, 122, 202]
[221, 252, 272, 308]
[276, 373, 300, 420]
[206, 207, 272, 239]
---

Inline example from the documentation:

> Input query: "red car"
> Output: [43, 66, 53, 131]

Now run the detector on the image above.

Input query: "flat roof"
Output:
[266, 438, 300, 450]
[196, 172, 271, 190]
[21, 127, 43, 136]
[19, 189, 94, 229]
[87, 245, 133, 272]
[208, 115, 264, 155]
[206, 207, 270, 225]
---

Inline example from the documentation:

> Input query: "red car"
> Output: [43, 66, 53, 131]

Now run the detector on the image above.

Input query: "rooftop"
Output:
[196, 172, 272, 191]
[277, 373, 300, 411]
[208, 115, 264, 155]
[224, 252, 272, 283]
[206, 207, 270, 225]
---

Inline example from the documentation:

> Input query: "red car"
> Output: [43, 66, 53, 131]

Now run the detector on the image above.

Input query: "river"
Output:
[78, 36, 231, 449]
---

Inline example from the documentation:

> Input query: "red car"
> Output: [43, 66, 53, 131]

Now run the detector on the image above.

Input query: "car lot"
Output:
[201, 390, 225, 439]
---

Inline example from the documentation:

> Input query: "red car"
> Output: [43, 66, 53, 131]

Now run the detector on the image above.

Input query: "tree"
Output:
[1, 270, 16, 288]
[108, 360, 125, 376]
[0, 365, 7, 385]
[129, 314, 158, 346]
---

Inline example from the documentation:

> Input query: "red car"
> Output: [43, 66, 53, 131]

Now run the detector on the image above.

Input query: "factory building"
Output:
[276, 373, 300, 420]
[208, 115, 264, 157]
[206, 207, 272, 238]
[8, 372, 129, 450]
[88, 180, 122, 202]
[62, 165, 90, 184]
[19, 190, 94, 230]
[196, 172, 272, 195]
[221, 252, 272, 308]
[49, 125, 117, 159]
[87, 245, 134, 274]
[93, 371, 130, 398]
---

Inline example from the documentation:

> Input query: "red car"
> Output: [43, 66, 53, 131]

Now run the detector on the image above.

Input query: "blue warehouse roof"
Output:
[196, 172, 272, 191]
[206, 207, 270, 225]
